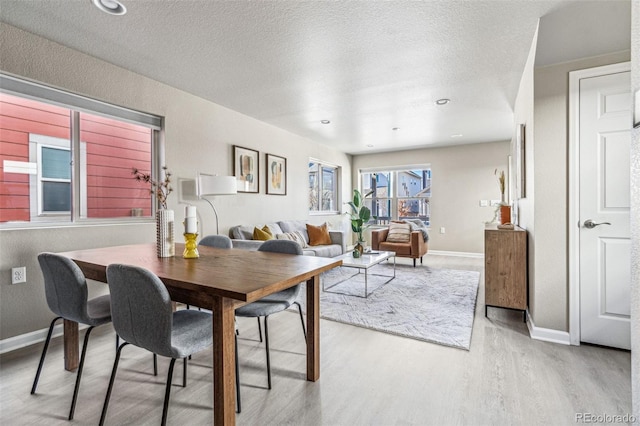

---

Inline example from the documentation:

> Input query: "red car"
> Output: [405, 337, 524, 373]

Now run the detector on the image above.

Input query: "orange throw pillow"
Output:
[306, 223, 332, 246]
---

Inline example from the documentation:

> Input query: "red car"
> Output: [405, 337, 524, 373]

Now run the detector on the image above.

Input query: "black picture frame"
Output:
[265, 153, 286, 195]
[233, 145, 259, 193]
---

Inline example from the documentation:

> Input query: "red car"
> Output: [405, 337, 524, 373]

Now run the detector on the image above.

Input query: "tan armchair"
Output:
[371, 227, 428, 267]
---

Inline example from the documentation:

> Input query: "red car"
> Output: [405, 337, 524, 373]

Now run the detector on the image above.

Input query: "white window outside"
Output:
[309, 159, 340, 214]
[360, 166, 431, 226]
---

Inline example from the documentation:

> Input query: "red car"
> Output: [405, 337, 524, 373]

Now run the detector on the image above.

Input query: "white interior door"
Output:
[579, 70, 631, 350]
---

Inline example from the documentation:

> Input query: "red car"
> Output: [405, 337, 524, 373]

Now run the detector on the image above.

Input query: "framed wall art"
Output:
[233, 145, 259, 193]
[266, 153, 286, 195]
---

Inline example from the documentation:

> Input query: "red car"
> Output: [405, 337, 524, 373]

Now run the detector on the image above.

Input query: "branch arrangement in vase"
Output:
[132, 166, 173, 209]
[495, 169, 506, 204]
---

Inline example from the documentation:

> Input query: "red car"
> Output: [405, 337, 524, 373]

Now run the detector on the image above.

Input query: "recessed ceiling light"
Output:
[450, 134, 463, 138]
[320, 120, 330, 124]
[435, 98, 450, 105]
[366, 144, 374, 148]
[91, 0, 127, 15]
[392, 127, 400, 131]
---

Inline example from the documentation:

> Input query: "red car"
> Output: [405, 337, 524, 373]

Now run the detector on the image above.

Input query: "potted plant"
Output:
[346, 189, 372, 255]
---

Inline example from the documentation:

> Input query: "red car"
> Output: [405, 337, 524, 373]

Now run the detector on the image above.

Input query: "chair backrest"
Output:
[106, 264, 173, 356]
[37, 253, 90, 324]
[258, 239, 303, 255]
[199, 235, 233, 249]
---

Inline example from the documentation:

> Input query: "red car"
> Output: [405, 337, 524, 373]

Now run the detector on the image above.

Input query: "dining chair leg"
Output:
[257, 317, 263, 342]
[183, 357, 187, 387]
[31, 316, 62, 394]
[264, 316, 271, 389]
[294, 301, 307, 341]
[153, 354, 158, 376]
[68, 325, 95, 420]
[235, 335, 241, 414]
[99, 342, 129, 426]
[115, 334, 119, 352]
[162, 358, 177, 426]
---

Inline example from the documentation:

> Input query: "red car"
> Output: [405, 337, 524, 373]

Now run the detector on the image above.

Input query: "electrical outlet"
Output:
[479, 200, 489, 207]
[490, 199, 501, 206]
[440, 227, 445, 234]
[12, 267, 26, 284]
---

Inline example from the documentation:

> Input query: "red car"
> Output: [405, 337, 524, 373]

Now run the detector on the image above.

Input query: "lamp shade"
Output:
[197, 173, 237, 197]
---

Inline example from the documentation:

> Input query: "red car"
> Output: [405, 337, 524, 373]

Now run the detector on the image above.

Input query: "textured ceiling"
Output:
[0, 0, 631, 154]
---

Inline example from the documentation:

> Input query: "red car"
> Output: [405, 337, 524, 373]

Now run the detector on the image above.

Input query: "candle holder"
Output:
[183, 233, 199, 258]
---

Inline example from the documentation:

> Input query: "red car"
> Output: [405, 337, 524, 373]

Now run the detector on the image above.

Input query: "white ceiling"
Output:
[0, 0, 631, 154]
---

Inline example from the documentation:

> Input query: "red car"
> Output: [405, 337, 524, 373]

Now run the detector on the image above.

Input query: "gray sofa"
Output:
[229, 220, 346, 257]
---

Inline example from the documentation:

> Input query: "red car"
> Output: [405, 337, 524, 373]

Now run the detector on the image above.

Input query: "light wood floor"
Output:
[0, 255, 632, 425]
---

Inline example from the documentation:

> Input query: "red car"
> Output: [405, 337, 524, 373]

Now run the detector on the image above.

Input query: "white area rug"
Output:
[299, 263, 480, 350]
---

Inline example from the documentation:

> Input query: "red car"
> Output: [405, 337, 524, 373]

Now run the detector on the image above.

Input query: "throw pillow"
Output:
[386, 221, 411, 243]
[275, 231, 308, 248]
[306, 223, 332, 246]
[253, 225, 274, 241]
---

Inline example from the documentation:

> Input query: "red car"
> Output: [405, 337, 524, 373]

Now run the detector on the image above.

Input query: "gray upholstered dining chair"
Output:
[32, 252, 113, 421]
[235, 239, 307, 390]
[199, 234, 233, 249]
[101, 264, 240, 425]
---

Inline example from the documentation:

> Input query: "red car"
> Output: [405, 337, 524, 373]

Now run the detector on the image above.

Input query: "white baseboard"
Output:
[428, 250, 484, 258]
[526, 309, 571, 345]
[0, 322, 88, 355]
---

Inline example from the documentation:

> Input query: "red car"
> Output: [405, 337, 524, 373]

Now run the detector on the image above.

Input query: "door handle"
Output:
[583, 219, 612, 229]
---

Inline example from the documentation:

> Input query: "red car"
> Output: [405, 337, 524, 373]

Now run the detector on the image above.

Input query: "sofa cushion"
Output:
[276, 231, 308, 248]
[231, 223, 283, 240]
[386, 221, 411, 243]
[231, 225, 254, 240]
[277, 220, 310, 243]
[304, 244, 342, 258]
[307, 223, 332, 246]
[253, 226, 274, 241]
[379, 241, 412, 256]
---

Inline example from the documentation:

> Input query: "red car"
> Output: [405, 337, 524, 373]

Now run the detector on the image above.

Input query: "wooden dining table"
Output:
[57, 243, 341, 425]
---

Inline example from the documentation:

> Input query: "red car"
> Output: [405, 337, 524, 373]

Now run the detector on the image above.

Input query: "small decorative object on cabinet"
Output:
[484, 224, 527, 321]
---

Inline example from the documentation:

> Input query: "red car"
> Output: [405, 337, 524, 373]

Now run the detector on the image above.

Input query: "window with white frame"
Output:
[309, 159, 340, 213]
[360, 166, 431, 226]
[0, 74, 162, 226]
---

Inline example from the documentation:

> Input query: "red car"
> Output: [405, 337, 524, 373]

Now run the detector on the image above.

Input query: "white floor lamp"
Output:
[196, 173, 237, 234]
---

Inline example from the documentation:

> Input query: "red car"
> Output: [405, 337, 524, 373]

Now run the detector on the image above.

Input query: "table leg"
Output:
[306, 275, 320, 381]
[364, 268, 368, 298]
[212, 296, 236, 426]
[63, 319, 79, 371]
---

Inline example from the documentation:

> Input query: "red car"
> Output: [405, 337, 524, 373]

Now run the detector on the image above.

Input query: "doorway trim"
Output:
[568, 61, 631, 346]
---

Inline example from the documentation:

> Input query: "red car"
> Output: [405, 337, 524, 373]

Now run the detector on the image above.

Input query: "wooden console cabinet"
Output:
[484, 225, 527, 320]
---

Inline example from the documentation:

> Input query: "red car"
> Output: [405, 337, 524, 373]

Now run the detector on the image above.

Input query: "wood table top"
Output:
[58, 243, 342, 303]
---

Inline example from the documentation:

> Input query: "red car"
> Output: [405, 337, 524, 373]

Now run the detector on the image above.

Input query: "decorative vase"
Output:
[354, 240, 364, 256]
[500, 205, 512, 225]
[156, 209, 175, 258]
[183, 233, 199, 259]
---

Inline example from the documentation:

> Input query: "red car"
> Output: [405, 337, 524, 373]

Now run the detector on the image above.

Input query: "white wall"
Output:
[529, 50, 631, 332]
[513, 24, 537, 324]
[352, 141, 510, 254]
[0, 24, 351, 340]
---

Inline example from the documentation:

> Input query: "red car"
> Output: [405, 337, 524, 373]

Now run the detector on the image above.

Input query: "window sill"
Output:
[0, 219, 155, 231]
[309, 211, 341, 216]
